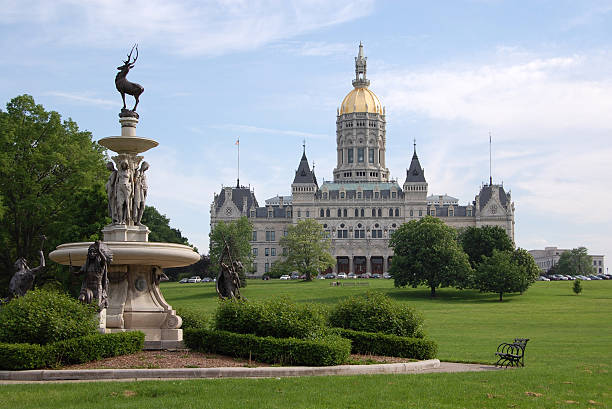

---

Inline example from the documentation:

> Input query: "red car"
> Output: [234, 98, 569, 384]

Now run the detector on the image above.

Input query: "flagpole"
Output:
[237, 137, 240, 187]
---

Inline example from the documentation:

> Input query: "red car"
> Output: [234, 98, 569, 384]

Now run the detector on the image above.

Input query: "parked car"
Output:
[358, 273, 371, 279]
[347, 273, 357, 279]
[290, 273, 300, 280]
[202, 277, 212, 283]
[538, 276, 550, 281]
[383, 273, 391, 279]
[279, 275, 290, 280]
[325, 273, 336, 279]
[337, 273, 347, 279]
[187, 276, 201, 283]
[371, 273, 382, 279]
[179, 278, 189, 283]
[318, 274, 326, 279]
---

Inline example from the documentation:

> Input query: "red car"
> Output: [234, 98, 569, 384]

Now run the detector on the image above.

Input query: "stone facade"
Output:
[529, 247, 606, 274]
[210, 44, 515, 277]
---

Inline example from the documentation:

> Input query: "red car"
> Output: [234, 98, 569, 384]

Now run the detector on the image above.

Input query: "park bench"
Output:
[495, 338, 529, 367]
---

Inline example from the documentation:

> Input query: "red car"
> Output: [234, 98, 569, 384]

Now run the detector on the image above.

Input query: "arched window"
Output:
[337, 209, 341, 217]
[326, 208, 330, 217]
[389, 208, 393, 217]
[320, 209, 324, 217]
[343, 208, 347, 217]
[354, 208, 359, 217]
[378, 208, 382, 217]
[360, 208, 364, 217]
[395, 208, 400, 217]
[371, 208, 376, 217]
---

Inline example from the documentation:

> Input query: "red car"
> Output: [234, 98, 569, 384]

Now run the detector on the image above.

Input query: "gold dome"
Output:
[339, 87, 383, 115]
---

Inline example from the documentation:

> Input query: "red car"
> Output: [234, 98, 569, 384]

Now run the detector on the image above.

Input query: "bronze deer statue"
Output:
[116, 45, 144, 112]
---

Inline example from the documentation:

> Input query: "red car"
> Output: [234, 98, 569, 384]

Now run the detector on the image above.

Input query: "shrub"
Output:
[0, 331, 144, 370]
[573, 279, 582, 295]
[185, 328, 350, 366]
[176, 307, 209, 330]
[328, 291, 424, 338]
[214, 297, 327, 339]
[333, 328, 437, 360]
[0, 288, 98, 345]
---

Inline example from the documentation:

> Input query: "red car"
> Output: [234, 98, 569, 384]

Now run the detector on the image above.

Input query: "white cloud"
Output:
[211, 123, 328, 139]
[1, 0, 374, 56]
[45, 91, 115, 107]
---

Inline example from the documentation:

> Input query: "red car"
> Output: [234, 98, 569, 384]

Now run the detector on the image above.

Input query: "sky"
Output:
[1, 0, 611, 265]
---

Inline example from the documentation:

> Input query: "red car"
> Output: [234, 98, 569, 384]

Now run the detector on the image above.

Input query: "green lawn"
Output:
[2, 280, 611, 408]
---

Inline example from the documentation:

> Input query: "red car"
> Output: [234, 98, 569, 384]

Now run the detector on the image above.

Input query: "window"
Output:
[287, 210, 292, 218]
[323, 192, 328, 199]
[354, 208, 359, 217]
[389, 208, 393, 217]
[343, 208, 347, 217]
[419, 210, 423, 217]
[410, 209, 413, 217]
[267, 210, 272, 218]
[320, 209, 324, 217]
[391, 191, 396, 199]
[361, 208, 364, 217]
[337, 209, 342, 217]
[252, 231, 257, 241]
[449, 208, 454, 217]
[326, 209, 330, 217]
[271, 248, 276, 256]
[265, 263, 270, 273]
[252, 248, 258, 256]
[429, 208, 435, 216]
[306, 210, 309, 218]
[348, 148, 354, 163]
[357, 192, 362, 199]
[467, 209, 472, 217]
[338, 229, 348, 238]
[389, 229, 395, 236]
[369, 148, 374, 163]
[371, 208, 376, 217]
[265, 248, 270, 256]
[250, 210, 255, 217]
[283, 230, 288, 236]
[372, 229, 383, 238]
[354, 229, 365, 238]
[265, 231, 275, 241]
[253, 263, 257, 272]
[378, 208, 382, 217]
[340, 192, 345, 199]
[395, 208, 399, 217]
[374, 192, 379, 199]
[297, 210, 301, 217]
[358, 147, 364, 163]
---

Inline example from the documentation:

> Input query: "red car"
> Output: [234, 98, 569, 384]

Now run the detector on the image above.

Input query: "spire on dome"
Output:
[293, 146, 318, 185]
[352, 42, 370, 88]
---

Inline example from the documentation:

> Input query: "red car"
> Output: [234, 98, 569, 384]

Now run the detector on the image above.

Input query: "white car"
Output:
[337, 273, 347, 279]
[187, 276, 201, 283]
[279, 275, 290, 280]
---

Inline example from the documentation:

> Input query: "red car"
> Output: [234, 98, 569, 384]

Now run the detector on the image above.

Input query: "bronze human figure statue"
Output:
[216, 243, 242, 300]
[132, 161, 149, 225]
[105, 161, 118, 223]
[8, 235, 46, 300]
[115, 44, 144, 112]
[73, 241, 113, 309]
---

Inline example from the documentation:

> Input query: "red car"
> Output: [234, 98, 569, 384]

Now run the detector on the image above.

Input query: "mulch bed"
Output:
[59, 351, 416, 370]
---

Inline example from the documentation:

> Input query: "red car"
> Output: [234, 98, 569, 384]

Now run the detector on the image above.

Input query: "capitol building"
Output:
[211, 44, 515, 277]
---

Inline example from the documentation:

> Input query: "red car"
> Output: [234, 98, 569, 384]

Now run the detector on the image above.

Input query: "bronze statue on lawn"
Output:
[216, 242, 242, 300]
[116, 44, 144, 113]
[7, 235, 46, 300]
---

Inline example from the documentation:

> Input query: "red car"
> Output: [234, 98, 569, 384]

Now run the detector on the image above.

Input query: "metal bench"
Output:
[495, 338, 529, 367]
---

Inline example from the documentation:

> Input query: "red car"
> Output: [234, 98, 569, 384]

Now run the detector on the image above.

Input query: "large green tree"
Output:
[209, 217, 253, 286]
[458, 225, 514, 268]
[141, 206, 194, 249]
[389, 216, 472, 297]
[278, 219, 335, 281]
[0, 95, 107, 293]
[473, 248, 539, 301]
[556, 247, 594, 276]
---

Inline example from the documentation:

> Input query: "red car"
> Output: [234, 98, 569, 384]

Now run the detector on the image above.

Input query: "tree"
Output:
[473, 249, 539, 301]
[573, 279, 582, 295]
[389, 216, 472, 297]
[0, 95, 108, 294]
[458, 225, 514, 268]
[141, 206, 195, 250]
[209, 217, 253, 286]
[556, 247, 594, 276]
[278, 219, 335, 281]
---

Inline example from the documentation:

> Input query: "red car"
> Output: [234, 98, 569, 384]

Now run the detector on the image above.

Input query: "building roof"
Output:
[339, 87, 383, 115]
[265, 195, 293, 205]
[404, 149, 426, 183]
[427, 194, 459, 205]
[214, 186, 258, 212]
[292, 150, 318, 185]
[320, 181, 401, 191]
[478, 184, 509, 209]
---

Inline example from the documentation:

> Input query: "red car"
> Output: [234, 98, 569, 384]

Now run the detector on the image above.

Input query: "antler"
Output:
[132, 44, 139, 64]
[125, 44, 137, 64]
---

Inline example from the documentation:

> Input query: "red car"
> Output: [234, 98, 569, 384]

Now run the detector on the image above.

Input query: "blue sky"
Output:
[1, 0, 611, 264]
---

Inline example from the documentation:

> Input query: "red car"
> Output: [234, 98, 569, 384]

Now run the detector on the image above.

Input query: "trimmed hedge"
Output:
[0, 288, 98, 345]
[185, 328, 350, 366]
[0, 331, 145, 370]
[333, 328, 437, 360]
[176, 307, 209, 330]
[328, 291, 425, 338]
[214, 297, 327, 339]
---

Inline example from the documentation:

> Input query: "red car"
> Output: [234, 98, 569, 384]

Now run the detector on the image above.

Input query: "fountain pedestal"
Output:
[50, 115, 199, 349]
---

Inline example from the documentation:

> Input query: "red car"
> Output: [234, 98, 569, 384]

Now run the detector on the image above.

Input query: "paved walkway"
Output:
[0, 360, 501, 384]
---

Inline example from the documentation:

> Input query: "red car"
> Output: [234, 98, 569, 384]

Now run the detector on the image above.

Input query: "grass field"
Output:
[2, 279, 611, 408]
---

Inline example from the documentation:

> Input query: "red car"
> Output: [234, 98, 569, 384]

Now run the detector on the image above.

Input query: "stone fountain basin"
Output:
[50, 241, 199, 268]
[98, 136, 159, 154]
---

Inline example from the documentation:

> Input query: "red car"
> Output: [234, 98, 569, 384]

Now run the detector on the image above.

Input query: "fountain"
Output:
[49, 47, 199, 349]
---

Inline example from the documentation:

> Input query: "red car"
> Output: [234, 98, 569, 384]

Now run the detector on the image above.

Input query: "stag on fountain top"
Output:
[116, 44, 144, 117]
